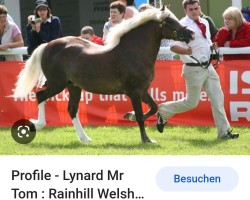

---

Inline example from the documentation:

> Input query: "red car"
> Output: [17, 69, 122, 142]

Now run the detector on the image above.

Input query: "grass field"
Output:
[0, 125, 249, 155]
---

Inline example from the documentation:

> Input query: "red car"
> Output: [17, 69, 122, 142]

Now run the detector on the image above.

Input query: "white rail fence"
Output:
[1, 46, 250, 56]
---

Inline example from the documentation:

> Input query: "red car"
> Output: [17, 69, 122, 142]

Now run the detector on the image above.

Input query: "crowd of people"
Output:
[0, 0, 249, 61]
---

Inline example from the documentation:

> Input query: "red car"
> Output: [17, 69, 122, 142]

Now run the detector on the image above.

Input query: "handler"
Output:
[156, 0, 239, 140]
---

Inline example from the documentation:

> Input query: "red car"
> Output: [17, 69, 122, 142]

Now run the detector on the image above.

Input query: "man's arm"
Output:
[170, 45, 192, 55]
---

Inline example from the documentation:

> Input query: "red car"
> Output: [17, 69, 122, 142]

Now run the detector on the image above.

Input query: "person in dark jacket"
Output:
[200, 12, 218, 39]
[241, 6, 250, 22]
[26, 0, 62, 55]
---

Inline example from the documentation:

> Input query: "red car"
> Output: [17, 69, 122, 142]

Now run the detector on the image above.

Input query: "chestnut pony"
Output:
[13, 6, 193, 143]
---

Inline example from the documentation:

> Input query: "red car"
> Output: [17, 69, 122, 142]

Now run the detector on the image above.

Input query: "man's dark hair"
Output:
[182, 0, 200, 9]
[110, 1, 126, 14]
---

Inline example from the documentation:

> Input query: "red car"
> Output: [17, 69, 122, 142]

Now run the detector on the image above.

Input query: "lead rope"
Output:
[189, 55, 210, 69]
[210, 47, 220, 68]
[189, 43, 220, 69]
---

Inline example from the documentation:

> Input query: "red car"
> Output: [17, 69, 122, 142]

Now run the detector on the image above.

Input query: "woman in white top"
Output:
[0, 5, 24, 61]
[120, 0, 139, 19]
[103, 1, 126, 43]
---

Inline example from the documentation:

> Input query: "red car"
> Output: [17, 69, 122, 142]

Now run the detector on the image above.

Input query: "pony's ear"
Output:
[160, 4, 165, 11]
[160, 3, 170, 11]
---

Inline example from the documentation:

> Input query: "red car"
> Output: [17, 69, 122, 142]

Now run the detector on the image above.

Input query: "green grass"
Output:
[0, 126, 249, 155]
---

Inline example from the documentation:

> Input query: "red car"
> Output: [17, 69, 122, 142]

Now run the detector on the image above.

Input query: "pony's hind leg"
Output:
[31, 83, 67, 130]
[67, 85, 92, 142]
[30, 101, 46, 130]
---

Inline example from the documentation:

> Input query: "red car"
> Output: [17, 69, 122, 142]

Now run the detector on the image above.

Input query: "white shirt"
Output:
[170, 16, 212, 63]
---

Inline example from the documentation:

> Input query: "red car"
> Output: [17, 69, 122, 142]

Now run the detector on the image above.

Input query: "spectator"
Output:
[156, 0, 239, 140]
[213, 6, 250, 60]
[0, 5, 24, 61]
[241, 6, 250, 22]
[26, 0, 62, 55]
[120, 0, 139, 19]
[103, 1, 126, 44]
[80, 26, 103, 45]
[138, 3, 154, 12]
[200, 12, 218, 39]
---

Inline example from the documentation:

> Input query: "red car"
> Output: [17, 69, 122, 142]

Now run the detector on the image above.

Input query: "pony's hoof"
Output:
[143, 138, 157, 144]
[29, 119, 46, 130]
[124, 111, 136, 121]
[78, 136, 92, 142]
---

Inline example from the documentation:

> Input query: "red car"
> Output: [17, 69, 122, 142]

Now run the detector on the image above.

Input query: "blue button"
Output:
[156, 167, 238, 191]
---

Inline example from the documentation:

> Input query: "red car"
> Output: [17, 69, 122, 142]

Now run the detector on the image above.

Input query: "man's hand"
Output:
[224, 41, 230, 47]
[211, 42, 218, 50]
[186, 47, 192, 55]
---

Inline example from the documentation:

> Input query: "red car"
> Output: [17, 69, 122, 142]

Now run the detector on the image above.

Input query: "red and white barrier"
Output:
[1, 60, 249, 127]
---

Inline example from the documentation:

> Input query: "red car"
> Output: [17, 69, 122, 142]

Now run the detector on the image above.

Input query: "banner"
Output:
[0, 60, 249, 127]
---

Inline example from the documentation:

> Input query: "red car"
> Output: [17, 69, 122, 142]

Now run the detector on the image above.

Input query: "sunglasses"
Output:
[37, 7, 47, 11]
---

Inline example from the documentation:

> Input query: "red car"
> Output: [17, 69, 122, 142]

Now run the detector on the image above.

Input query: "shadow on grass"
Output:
[186, 138, 227, 147]
[28, 140, 162, 151]
[168, 135, 230, 148]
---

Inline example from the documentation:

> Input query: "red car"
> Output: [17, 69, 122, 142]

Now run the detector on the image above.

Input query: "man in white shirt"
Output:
[156, 0, 239, 139]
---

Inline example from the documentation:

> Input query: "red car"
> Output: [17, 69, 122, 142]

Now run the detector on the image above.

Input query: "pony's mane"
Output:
[104, 7, 178, 50]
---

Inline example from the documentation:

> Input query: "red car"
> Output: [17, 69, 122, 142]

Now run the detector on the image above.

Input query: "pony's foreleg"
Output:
[72, 113, 92, 142]
[124, 91, 158, 122]
[130, 93, 156, 143]
[30, 101, 46, 130]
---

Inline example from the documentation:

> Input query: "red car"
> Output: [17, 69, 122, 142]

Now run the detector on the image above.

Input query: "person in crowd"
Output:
[156, 0, 239, 140]
[241, 5, 250, 22]
[200, 12, 218, 39]
[119, 0, 139, 19]
[80, 26, 103, 45]
[138, 3, 154, 12]
[0, 5, 24, 61]
[102, 1, 126, 43]
[213, 6, 250, 60]
[26, 0, 62, 55]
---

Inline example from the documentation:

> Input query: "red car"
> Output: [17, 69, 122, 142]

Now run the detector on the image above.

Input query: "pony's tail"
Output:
[13, 43, 48, 98]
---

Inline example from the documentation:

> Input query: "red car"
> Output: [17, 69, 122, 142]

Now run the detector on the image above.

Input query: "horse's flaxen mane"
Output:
[104, 7, 178, 50]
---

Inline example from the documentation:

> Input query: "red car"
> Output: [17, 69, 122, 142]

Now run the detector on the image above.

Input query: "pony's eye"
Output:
[166, 18, 174, 24]
[170, 19, 176, 24]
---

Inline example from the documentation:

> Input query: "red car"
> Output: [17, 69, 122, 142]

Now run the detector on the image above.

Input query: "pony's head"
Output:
[158, 5, 194, 43]
[104, 5, 194, 49]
